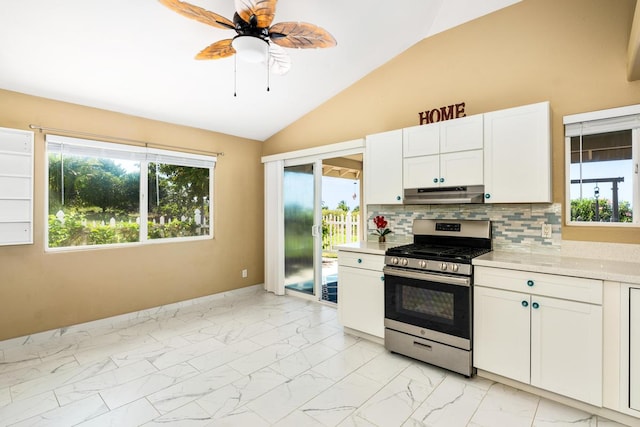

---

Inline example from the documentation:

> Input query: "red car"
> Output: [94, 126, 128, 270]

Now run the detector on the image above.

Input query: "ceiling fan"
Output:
[159, 0, 337, 76]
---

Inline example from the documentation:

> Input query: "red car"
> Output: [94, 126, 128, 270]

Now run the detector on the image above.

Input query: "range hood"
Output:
[404, 185, 485, 205]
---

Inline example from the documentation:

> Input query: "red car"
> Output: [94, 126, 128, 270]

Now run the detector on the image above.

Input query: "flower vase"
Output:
[378, 235, 386, 243]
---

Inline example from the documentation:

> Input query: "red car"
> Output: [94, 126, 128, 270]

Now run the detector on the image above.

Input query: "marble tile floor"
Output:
[0, 286, 631, 427]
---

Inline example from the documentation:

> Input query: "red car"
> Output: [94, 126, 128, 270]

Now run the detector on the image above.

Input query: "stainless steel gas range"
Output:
[383, 219, 491, 377]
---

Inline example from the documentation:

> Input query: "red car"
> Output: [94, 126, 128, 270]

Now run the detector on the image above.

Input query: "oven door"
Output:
[383, 266, 472, 349]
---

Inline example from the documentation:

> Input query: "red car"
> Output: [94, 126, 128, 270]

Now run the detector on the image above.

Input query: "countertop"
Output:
[336, 240, 409, 256]
[474, 251, 640, 285]
[336, 242, 640, 284]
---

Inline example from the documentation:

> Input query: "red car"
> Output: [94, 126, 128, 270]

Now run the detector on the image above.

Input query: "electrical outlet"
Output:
[242, 269, 248, 278]
[541, 223, 552, 239]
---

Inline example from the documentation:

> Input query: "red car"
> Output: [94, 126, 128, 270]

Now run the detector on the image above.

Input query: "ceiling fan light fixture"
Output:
[232, 35, 268, 63]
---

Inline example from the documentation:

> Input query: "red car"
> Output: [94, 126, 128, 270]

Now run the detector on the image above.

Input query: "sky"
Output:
[570, 159, 632, 206]
[322, 176, 360, 211]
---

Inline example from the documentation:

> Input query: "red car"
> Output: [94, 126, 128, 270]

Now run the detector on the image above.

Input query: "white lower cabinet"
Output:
[474, 287, 531, 384]
[530, 295, 602, 406]
[474, 266, 603, 406]
[631, 288, 640, 411]
[338, 251, 385, 339]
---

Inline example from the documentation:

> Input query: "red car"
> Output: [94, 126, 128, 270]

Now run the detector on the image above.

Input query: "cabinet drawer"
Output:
[338, 251, 384, 271]
[475, 266, 602, 305]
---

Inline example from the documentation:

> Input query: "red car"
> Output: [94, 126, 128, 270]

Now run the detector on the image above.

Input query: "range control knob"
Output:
[441, 263, 448, 271]
[419, 260, 427, 268]
[451, 264, 459, 272]
[392, 257, 399, 265]
[401, 258, 409, 266]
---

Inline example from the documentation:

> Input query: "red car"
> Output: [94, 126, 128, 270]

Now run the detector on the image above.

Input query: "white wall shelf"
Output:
[0, 127, 34, 246]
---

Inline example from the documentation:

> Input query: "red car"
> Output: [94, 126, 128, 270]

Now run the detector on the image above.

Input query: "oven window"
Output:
[385, 271, 471, 340]
[400, 286, 454, 324]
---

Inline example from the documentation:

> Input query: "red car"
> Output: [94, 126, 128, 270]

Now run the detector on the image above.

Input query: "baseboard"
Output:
[343, 326, 384, 346]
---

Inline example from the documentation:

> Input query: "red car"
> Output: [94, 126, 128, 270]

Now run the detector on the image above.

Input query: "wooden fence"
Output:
[322, 213, 360, 252]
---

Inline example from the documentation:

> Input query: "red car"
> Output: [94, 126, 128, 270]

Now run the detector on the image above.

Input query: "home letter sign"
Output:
[419, 102, 466, 125]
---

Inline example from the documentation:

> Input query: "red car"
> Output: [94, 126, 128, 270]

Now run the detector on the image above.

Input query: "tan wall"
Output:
[0, 89, 264, 341]
[263, 0, 640, 244]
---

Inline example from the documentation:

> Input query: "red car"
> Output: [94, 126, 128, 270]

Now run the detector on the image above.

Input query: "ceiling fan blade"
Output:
[234, 0, 277, 28]
[269, 22, 337, 49]
[159, 0, 234, 30]
[195, 39, 236, 60]
[268, 43, 291, 75]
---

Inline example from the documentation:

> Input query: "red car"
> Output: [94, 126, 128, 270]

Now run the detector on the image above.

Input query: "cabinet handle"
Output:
[532, 302, 540, 309]
[433, 178, 438, 183]
[396, 195, 401, 201]
[521, 300, 529, 307]
[527, 280, 534, 287]
[439, 177, 445, 183]
[380, 276, 384, 282]
[357, 258, 362, 264]
[485, 193, 491, 199]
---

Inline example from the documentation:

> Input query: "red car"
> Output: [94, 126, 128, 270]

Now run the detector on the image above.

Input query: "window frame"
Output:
[564, 105, 640, 227]
[45, 134, 215, 251]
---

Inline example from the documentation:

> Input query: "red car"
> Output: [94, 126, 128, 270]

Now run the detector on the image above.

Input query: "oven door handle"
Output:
[383, 266, 471, 287]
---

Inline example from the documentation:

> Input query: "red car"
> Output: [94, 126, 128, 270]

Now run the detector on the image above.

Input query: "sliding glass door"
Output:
[283, 163, 321, 297]
[263, 142, 364, 300]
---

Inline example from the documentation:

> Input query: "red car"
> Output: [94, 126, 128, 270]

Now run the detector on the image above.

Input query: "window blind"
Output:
[146, 147, 216, 169]
[565, 105, 640, 137]
[46, 134, 217, 168]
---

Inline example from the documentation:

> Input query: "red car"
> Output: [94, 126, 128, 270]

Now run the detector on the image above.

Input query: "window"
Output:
[565, 106, 640, 226]
[46, 135, 215, 249]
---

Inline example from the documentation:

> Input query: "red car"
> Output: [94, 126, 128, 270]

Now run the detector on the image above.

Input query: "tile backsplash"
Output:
[367, 203, 562, 254]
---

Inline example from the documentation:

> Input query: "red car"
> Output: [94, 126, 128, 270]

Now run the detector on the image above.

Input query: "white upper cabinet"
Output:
[440, 114, 484, 153]
[403, 155, 439, 189]
[483, 101, 551, 203]
[403, 123, 439, 158]
[403, 115, 483, 189]
[364, 102, 551, 205]
[364, 129, 403, 204]
[440, 150, 484, 187]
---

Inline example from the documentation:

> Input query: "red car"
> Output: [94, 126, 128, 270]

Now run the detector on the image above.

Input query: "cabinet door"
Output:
[474, 286, 530, 384]
[403, 123, 439, 158]
[364, 129, 403, 204]
[483, 101, 551, 203]
[403, 155, 440, 189]
[440, 114, 483, 154]
[530, 296, 602, 406]
[630, 288, 640, 411]
[338, 265, 385, 338]
[439, 149, 483, 187]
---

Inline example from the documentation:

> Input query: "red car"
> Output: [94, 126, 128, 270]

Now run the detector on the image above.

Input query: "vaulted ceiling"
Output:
[0, 0, 521, 141]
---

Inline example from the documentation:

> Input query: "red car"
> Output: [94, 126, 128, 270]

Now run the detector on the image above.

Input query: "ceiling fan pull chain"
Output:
[266, 46, 270, 93]
[234, 54, 237, 97]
